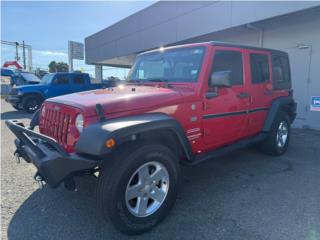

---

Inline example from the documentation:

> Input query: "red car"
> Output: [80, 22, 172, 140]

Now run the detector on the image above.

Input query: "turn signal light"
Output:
[105, 138, 116, 148]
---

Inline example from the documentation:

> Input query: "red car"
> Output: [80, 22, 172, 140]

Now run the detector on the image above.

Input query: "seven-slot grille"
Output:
[41, 106, 72, 146]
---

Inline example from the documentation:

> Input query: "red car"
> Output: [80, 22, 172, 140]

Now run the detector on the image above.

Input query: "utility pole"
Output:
[22, 41, 26, 70]
[15, 42, 20, 61]
[1, 40, 33, 71]
[68, 41, 73, 72]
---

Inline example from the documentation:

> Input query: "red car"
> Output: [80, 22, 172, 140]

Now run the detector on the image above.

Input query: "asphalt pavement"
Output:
[1, 99, 319, 240]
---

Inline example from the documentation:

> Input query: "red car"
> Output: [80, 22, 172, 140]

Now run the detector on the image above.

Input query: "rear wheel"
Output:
[22, 95, 41, 113]
[259, 112, 291, 156]
[97, 142, 180, 235]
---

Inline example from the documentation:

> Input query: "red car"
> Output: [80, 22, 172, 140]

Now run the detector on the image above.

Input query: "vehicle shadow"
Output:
[7, 149, 291, 240]
[0, 110, 32, 121]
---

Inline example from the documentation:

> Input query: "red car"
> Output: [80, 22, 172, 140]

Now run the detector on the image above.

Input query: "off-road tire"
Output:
[259, 111, 291, 156]
[22, 95, 41, 113]
[96, 142, 180, 235]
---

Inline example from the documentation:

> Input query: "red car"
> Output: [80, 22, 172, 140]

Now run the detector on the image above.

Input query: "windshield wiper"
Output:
[127, 79, 142, 85]
[145, 78, 169, 82]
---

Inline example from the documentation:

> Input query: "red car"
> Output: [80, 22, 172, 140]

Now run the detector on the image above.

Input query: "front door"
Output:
[202, 48, 250, 150]
[47, 74, 72, 98]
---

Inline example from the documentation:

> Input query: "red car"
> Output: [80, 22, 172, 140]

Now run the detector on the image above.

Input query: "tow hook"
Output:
[64, 177, 77, 191]
[14, 151, 21, 164]
[34, 173, 45, 189]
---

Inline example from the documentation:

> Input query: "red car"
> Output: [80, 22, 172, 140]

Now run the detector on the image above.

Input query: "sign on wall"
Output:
[310, 96, 320, 111]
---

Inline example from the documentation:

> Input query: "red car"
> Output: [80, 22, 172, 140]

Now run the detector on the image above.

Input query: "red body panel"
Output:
[39, 42, 290, 154]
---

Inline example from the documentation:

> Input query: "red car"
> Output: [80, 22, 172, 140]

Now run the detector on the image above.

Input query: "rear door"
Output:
[246, 50, 273, 136]
[202, 47, 250, 149]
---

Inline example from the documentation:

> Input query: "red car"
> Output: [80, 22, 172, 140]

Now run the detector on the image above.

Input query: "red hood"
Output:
[47, 85, 188, 116]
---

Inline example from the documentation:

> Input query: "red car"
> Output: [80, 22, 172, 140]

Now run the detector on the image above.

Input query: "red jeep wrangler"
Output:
[6, 42, 296, 234]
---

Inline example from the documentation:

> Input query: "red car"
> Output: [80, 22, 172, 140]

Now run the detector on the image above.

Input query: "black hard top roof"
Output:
[210, 41, 288, 55]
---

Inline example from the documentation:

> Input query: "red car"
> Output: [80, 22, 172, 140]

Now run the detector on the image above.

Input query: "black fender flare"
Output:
[75, 113, 193, 160]
[29, 109, 40, 130]
[263, 96, 297, 132]
[22, 91, 45, 101]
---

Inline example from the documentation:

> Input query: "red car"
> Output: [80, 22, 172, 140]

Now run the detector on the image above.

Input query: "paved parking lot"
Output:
[1, 99, 320, 240]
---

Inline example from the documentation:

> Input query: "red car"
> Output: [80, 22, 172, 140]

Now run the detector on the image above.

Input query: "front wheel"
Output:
[22, 95, 41, 113]
[97, 143, 180, 235]
[258, 112, 291, 156]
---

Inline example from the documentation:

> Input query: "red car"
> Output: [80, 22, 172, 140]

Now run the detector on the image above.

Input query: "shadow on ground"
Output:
[1, 110, 32, 121]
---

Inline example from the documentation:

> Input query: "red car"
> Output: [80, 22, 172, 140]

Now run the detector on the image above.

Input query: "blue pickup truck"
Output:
[6, 72, 110, 113]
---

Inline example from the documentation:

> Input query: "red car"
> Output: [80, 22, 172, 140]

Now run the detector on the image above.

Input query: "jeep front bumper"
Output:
[5, 119, 99, 188]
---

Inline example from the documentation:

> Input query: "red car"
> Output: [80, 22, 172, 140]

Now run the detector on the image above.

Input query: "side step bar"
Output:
[189, 133, 267, 166]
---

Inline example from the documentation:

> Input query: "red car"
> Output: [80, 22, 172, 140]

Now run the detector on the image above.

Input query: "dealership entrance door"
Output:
[286, 47, 311, 128]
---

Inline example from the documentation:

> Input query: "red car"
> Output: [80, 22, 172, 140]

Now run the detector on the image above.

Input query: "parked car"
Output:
[6, 42, 296, 235]
[1, 68, 41, 86]
[12, 71, 41, 86]
[1, 67, 15, 77]
[1, 68, 15, 85]
[5, 72, 108, 112]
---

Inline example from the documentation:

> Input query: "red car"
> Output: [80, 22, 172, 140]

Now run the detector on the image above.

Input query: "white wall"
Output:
[85, 1, 320, 65]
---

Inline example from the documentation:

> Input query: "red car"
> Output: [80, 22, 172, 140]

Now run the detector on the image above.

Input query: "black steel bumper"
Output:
[5, 120, 99, 188]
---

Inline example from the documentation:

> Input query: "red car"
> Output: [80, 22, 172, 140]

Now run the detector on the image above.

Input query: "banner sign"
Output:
[68, 41, 84, 60]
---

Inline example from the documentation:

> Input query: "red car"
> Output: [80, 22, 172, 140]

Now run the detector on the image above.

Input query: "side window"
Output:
[272, 55, 291, 89]
[250, 53, 270, 83]
[212, 50, 243, 85]
[55, 75, 69, 85]
[74, 75, 85, 84]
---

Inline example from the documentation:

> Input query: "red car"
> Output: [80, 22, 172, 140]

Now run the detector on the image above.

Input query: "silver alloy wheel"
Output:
[276, 121, 288, 148]
[125, 161, 170, 218]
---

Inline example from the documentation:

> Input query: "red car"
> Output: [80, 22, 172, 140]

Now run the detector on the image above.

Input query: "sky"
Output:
[1, 1, 155, 78]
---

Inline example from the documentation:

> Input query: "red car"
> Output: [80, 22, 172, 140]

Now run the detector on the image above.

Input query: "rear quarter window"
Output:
[272, 54, 291, 90]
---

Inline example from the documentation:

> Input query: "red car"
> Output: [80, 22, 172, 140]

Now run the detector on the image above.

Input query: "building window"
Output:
[250, 53, 270, 83]
[212, 50, 243, 85]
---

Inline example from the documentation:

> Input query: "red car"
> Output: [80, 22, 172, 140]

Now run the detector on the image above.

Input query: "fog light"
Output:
[105, 138, 116, 148]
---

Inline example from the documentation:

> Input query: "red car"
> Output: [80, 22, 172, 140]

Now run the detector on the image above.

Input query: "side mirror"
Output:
[209, 70, 232, 88]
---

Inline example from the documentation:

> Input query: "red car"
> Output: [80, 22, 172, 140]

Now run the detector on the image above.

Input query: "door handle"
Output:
[237, 92, 249, 98]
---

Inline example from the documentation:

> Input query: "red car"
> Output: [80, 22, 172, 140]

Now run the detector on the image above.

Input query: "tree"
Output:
[48, 61, 69, 73]
[48, 61, 57, 73]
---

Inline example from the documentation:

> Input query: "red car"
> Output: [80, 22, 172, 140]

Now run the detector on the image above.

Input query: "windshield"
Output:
[40, 74, 54, 85]
[129, 47, 205, 83]
[20, 72, 40, 82]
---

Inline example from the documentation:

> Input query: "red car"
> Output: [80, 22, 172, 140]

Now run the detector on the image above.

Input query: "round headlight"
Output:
[75, 114, 84, 133]
[41, 105, 46, 116]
